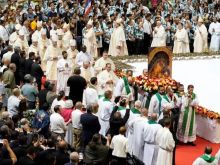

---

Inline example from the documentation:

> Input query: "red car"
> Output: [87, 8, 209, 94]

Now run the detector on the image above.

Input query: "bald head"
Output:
[70, 152, 79, 163]
[141, 108, 148, 117]
[58, 140, 67, 150]
[150, 113, 157, 121]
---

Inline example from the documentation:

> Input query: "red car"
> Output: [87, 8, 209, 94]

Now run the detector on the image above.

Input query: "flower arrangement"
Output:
[114, 69, 220, 121]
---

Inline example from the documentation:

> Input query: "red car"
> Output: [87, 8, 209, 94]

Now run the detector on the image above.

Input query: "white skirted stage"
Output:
[128, 58, 220, 143]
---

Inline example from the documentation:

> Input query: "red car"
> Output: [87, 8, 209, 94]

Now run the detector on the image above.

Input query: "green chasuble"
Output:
[131, 108, 141, 114]
[200, 154, 216, 163]
[182, 93, 196, 136]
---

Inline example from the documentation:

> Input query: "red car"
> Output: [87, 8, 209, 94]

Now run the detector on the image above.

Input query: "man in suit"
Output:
[80, 104, 101, 149]
[25, 52, 35, 75]
[31, 56, 44, 90]
[67, 67, 87, 105]
[11, 47, 21, 85]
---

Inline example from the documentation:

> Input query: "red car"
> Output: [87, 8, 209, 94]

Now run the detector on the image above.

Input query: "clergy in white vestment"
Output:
[0, 22, 9, 44]
[83, 19, 98, 58]
[98, 90, 114, 136]
[151, 21, 166, 47]
[82, 77, 99, 107]
[80, 61, 95, 82]
[148, 85, 175, 120]
[9, 24, 21, 45]
[57, 29, 65, 52]
[28, 35, 39, 57]
[67, 39, 78, 69]
[62, 23, 73, 50]
[57, 51, 72, 95]
[130, 100, 142, 118]
[177, 85, 198, 144]
[44, 35, 61, 81]
[75, 45, 93, 67]
[194, 17, 208, 53]
[108, 18, 128, 56]
[13, 29, 29, 53]
[209, 18, 220, 52]
[173, 23, 190, 54]
[193, 146, 218, 165]
[32, 21, 42, 40]
[121, 76, 135, 104]
[156, 118, 175, 165]
[94, 50, 115, 74]
[39, 29, 50, 72]
[143, 114, 162, 165]
[97, 63, 118, 96]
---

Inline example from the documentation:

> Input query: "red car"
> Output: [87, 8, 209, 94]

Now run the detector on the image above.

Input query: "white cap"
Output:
[63, 23, 69, 29]
[116, 18, 122, 24]
[70, 39, 76, 46]
[19, 29, 25, 36]
[51, 34, 58, 42]
[57, 29, 64, 36]
[41, 29, 47, 35]
[87, 19, 93, 26]
[37, 21, 42, 27]
[32, 35, 38, 42]
[15, 24, 21, 31]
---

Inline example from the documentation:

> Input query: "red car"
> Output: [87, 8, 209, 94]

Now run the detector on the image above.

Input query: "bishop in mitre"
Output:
[63, 23, 73, 50]
[67, 39, 78, 69]
[194, 17, 208, 53]
[44, 34, 61, 82]
[151, 21, 166, 47]
[39, 29, 50, 72]
[83, 19, 98, 58]
[97, 63, 118, 96]
[80, 61, 95, 82]
[173, 23, 190, 53]
[9, 24, 21, 45]
[32, 21, 42, 40]
[13, 29, 29, 53]
[108, 18, 128, 56]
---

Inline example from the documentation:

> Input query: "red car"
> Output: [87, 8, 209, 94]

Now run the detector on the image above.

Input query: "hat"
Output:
[32, 35, 38, 42]
[15, 24, 21, 31]
[198, 17, 204, 23]
[70, 39, 76, 46]
[87, 19, 93, 26]
[37, 21, 42, 27]
[41, 29, 47, 35]
[64, 100, 73, 109]
[51, 34, 58, 42]
[116, 18, 122, 24]
[57, 29, 64, 36]
[63, 23, 69, 29]
[18, 29, 25, 36]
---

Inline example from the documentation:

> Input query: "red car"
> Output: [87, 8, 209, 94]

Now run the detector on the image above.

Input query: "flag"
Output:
[84, 0, 92, 16]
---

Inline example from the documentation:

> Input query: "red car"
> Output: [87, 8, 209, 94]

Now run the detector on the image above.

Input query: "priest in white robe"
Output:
[9, 24, 21, 45]
[177, 85, 199, 144]
[28, 35, 39, 57]
[75, 46, 93, 67]
[83, 19, 98, 58]
[63, 23, 73, 50]
[108, 18, 128, 56]
[98, 90, 114, 136]
[156, 118, 175, 165]
[44, 34, 61, 81]
[193, 146, 218, 165]
[32, 21, 42, 40]
[97, 63, 118, 96]
[57, 29, 65, 52]
[94, 50, 115, 74]
[121, 76, 135, 105]
[143, 114, 162, 165]
[173, 23, 190, 54]
[80, 61, 95, 82]
[67, 39, 78, 69]
[151, 21, 166, 47]
[57, 51, 72, 95]
[39, 29, 50, 72]
[209, 18, 220, 52]
[194, 17, 208, 53]
[13, 29, 29, 54]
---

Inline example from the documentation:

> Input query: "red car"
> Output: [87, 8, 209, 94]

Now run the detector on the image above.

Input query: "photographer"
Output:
[0, 139, 17, 165]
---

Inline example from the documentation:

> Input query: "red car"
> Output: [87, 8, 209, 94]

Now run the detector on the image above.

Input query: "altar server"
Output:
[173, 23, 190, 53]
[194, 17, 208, 53]
[108, 18, 128, 56]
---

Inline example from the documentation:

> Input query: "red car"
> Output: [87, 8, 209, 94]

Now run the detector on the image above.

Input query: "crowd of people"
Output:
[0, 0, 220, 164]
